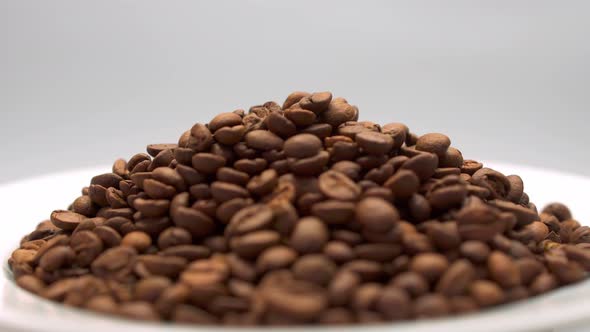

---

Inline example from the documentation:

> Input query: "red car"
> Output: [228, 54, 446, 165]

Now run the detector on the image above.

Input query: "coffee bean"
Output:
[322, 99, 358, 128]
[91, 246, 137, 281]
[284, 134, 322, 159]
[416, 133, 451, 157]
[410, 253, 449, 283]
[542, 202, 573, 222]
[311, 200, 355, 225]
[157, 227, 192, 250]
[245, 130, 284, 151]
[256, 246, 298, 273]
[413, 294, 451, 318]
[50, 210, 86, 231]
[192, 153, 226, 174]
[285, 107, 317, 127]
[470, 280, 505, 307]
[247, 169, 278, 196]
[436, 259, 476, 296]
[355, 131, 394, 155]
[260, 271, 328, 322]
[400, 153, 439, 182]
[291, 254, 337, 286]
[356, 197, 399, 233]
[289, 217, 328, 254]
[94, 226, 122, 248]
[460, 241, 491, 264]
[69, 231, 104, 267]
[39, 246, 76, 272]
[390, 272, 429, 298]
[230, 230, 281, 259]
[72, 196, 98, 217]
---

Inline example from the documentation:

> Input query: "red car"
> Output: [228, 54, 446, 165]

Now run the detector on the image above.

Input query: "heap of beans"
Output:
[9, 91, 590, 325]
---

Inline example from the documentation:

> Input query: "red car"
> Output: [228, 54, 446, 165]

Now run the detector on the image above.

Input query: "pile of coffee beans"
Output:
[9, 91, 590, 325]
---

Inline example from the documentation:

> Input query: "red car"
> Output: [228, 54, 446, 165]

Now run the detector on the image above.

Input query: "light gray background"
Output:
[0, 0, 589, 184]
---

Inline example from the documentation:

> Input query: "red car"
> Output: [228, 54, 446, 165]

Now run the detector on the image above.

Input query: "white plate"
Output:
[0, 162, 589, 332]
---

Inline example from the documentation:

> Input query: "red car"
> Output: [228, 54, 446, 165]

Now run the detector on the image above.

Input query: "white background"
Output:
[0, 0, 588, 185]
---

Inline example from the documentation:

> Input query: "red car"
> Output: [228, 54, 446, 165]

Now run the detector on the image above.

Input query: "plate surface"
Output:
[1, 162, 589, 332]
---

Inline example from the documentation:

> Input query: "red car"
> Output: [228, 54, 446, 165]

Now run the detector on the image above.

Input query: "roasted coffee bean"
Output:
[356, 197, 399, 233]
[256, 246, 298, 273]
[470, 280, 505, 307]
[542, 202, 573, 222]
[290, 217, 329, 254]
[311, 200, 355, 225]
[72, 196, 98, 217]
[245, 130, 284, 151]
[390, 272, 429, 298]
[121, 231, 152, 253]
[409, 253, 449, 283]
[11, 91, 590, 326]
[436, 259, 476, 296]
[283, 134, 322, 159]
[400, 153, 439, 182]
[318, 170, 361, 201]
[94, 226, 122, 248]
[91, 246, 137, 281]
[230, 230, 281, 259]
[416, 133, 451, 157]
[50, 210, 86, 231]
[413, 294, 451, 318]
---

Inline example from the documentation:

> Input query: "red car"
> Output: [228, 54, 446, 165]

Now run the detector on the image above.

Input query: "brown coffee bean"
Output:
[284, 134, 323, 159]
[138, 255, 187, 278]
[383, 171, 418, 201]
[217, 167, 250, 186]
[427, 222, 461, 250]
[542, 202, 573, 222]
[171, 206, 215, 239]
[191, 152, 226, 174]
[72, 196, 98, 217]
[225, 204, 274, 237]
[247, 169, 278, 196]
[354, 244, 401, 262]
[356, 197, 399, 233]
[94, 226, 122, 248]
[120, 231, 152, 253]
[410, 253, 449, 283]
[488, 251, 521, 288]
[245, 130, 284, 151]
[311, 200, 355, 225]
[460, 241, 491, 264]
[470, 280, 505, 307]
[413, 294, 451, 318]
[355, 131, 394, 155]
[70, 231, 104, 267]
[157, 227, 192, 250]
[400, 153, 439, 181]
[260, 271, 328, 322]
[230, 230, 281, 259]
[530, 273, 558, 295]
[343, 260, 384, 282]
[256, 246, 298, 273]
[436, 259, 476, 296]
[291, 217, 329, 254]
[416, 133, 451, 157]
[292, 254, 337, 286]
[39, 246, 75, 272]
[16, 275, 46, 294]
[211, 181, 250, 202]
[319, 171, 361, 201]
[50, 210, 86, 231]
[390, 272, 429, 298]
[265, 112, 297, 138]
[133, 198, 169, 217]
[91, 246, 137, 281]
